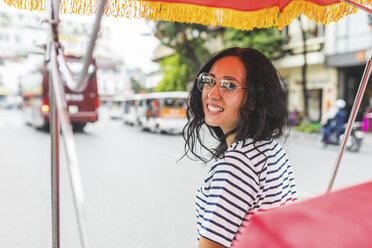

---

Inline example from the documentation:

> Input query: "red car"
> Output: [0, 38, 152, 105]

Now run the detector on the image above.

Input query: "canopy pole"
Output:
[50, 43, 89, 248]
[47, 0, 107, 246]
[339, 0, 372, 14]
[48, 0, 61, 246]
[75, 0, 107, 92]
[57, 0, 107, 93]
[50, 62, 60, 248]
[50, 66, 60, 248]
[327, 55, 372, 193]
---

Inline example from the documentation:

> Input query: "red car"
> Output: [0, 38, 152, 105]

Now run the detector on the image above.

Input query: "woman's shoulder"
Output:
[223, 138, 286, 169]
[226, 138, 281, 158]
[213, 138, 274, 171]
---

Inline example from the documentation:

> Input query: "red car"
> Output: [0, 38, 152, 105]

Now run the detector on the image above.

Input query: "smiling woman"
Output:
[200, 56, 247, 140]
[183, 47, 299, 248]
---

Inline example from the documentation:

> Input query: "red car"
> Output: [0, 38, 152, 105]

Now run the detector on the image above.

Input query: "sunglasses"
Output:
[196, 72, 247, 98]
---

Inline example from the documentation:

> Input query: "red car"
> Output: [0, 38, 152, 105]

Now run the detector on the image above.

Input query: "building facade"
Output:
[273, 17, 337, 123]
[325, 11, 372, 121]
[273, 12, 371, 124]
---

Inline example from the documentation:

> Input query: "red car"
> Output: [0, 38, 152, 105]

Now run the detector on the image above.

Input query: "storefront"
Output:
[277, 63, 338, 123]
[326, 49, 372, 130]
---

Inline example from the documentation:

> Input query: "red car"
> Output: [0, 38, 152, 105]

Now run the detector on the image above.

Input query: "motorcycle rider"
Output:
[322, 99, 348, 144]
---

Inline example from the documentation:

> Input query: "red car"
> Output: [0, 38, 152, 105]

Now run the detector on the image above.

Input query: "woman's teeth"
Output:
[208, 105, 224, 112]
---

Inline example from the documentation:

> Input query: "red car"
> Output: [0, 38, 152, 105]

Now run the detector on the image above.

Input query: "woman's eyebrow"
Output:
[209, 73, 238, 81]
[223, 75, 238, 81]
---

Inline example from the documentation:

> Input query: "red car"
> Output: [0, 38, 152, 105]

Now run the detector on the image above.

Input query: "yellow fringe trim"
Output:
[2, 0, 372, 30]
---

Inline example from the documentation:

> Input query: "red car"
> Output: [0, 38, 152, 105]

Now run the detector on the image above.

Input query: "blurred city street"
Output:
[0, 0, 371, 246]
[1, 108, 372, 247]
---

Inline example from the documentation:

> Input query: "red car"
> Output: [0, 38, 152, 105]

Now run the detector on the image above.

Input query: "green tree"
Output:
[223, 27, 285, 59]
[131, 77, 146, 93]
[154, 21, 218, 92]
[155, 53, 193, 92]
[153, 22, 285, 92]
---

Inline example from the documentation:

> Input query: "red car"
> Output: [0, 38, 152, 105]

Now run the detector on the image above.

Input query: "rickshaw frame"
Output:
[45, 0, 371, 247]
[47, 0, 108, 246]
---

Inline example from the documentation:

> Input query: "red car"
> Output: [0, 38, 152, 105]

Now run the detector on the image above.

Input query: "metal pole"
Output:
[47, 0, 106, 246]
[50, 64, 60, 248]
[75, 0, 107, 92]
[51, 44, 88, 248]
[58, 0, 107, 93]
[327, 56, 372, 193]
[48, 0, 60, 246]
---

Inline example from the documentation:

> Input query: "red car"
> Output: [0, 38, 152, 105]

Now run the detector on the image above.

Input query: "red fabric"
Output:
[146, 0, 341, 12]
[233, 181, 372, 248]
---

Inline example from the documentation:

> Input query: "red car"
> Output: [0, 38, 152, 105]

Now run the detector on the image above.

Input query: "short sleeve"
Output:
[198, 153, 261, 247]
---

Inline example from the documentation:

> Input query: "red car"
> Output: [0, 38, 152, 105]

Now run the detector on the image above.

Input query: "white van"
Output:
[122, 92, 188, 134]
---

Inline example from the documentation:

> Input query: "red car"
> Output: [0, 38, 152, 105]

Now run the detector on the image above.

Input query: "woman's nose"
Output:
[208, 83, 221, 99]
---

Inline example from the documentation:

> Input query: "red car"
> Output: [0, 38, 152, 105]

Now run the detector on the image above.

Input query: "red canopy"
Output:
[232, 181, 372, 247]
[2, 0, 371, 30]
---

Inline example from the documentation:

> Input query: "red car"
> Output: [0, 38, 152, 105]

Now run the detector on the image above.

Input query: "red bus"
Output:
[21, 56, 99, 131]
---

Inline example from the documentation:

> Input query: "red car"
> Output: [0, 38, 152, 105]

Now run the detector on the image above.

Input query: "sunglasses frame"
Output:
[196, 72, 247, 98]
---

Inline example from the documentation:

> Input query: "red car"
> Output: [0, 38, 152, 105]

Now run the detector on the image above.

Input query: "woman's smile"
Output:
[206, 103, 224, 113]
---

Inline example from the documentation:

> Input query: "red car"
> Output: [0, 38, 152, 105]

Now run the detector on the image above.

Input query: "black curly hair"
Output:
[182, 47, 289, 163]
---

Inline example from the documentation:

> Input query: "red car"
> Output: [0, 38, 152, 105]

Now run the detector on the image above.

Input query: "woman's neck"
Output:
[226, 133, 237, 148]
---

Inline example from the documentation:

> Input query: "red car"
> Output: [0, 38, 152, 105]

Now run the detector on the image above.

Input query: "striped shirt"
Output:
[195, 138, 298, 247]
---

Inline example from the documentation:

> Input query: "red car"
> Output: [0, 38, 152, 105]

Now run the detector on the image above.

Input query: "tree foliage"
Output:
[154, 22, 215, 71]
[154, 22, 217, 92]
[155, 53, 193, 92]
[153, 21, 285, 92]
[223, 27, 285, 59]
[131, 77, 146, 93]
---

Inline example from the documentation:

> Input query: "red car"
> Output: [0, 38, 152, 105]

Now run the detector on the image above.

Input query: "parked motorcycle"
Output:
[316, 122, 364, 152]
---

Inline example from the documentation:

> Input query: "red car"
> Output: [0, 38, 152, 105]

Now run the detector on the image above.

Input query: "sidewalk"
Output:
[288, 129, 372, 150]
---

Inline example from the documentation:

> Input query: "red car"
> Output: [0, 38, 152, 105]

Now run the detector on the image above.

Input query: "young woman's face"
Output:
[202, 56, 247, 133]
